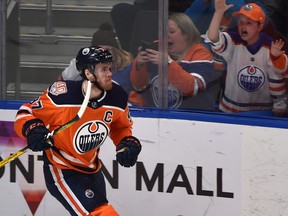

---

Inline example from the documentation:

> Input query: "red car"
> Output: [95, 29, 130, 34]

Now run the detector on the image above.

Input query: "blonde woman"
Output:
[130, 13, 222, 110]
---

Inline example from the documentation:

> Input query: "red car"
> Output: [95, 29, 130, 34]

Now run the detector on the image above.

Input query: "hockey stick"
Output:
[0, 81, 92, 168]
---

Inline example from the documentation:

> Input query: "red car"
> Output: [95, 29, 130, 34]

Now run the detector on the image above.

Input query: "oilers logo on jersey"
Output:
[74, 120, 110, 154]
[151, 75, 183, 109]
[237, 65, 265, 92]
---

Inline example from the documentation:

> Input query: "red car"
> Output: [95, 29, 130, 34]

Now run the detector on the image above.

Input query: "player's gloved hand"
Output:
[116, 136, 141, 167]
[22, 118, 54, 152]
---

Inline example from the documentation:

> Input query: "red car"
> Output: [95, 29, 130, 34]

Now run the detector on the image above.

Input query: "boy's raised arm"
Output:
[207, 0, 234, 42]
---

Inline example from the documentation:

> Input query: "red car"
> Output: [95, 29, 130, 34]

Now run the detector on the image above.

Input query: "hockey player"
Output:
[204, 0, 288, 115]
[14, 46, 142, 216]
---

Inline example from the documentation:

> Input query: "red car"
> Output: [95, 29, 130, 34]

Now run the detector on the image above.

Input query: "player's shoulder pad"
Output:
[47, 80, 84, 105]
[105, 82, 128, 109]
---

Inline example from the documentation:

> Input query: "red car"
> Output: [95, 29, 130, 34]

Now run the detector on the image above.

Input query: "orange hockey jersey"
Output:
[14, 80, 133, 173]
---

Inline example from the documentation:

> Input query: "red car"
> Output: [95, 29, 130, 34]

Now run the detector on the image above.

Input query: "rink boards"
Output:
[0, 101, 288, 216]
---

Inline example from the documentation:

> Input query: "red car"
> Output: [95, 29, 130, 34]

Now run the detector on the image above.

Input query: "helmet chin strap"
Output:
[89, 71, 104, 92]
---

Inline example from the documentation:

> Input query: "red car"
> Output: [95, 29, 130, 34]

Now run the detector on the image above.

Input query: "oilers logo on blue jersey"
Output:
[151, 75, 183, 109]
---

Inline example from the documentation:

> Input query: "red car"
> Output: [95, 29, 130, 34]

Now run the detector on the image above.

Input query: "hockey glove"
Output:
[116, 136, 142, 167]
[22, 118, 53, 152]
